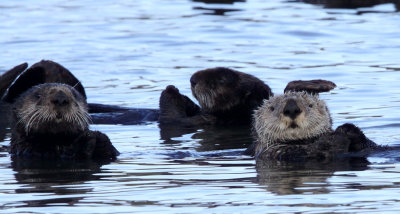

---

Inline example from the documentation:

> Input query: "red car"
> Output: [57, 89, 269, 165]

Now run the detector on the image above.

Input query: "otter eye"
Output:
[269, 107, 275, 111]
[309, 104, 313, 108]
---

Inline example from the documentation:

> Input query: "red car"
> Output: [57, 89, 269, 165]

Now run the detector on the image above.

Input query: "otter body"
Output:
[10, 83, 119, 160]
[159, 67, 273, 125]
[250, 91, 379, 161]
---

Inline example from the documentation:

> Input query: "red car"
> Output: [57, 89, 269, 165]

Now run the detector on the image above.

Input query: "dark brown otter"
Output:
[248, 80, 381, 161]
[159, 67, 273, 125]
[1, 60, 155, 122]
[10, 83, 119, 160]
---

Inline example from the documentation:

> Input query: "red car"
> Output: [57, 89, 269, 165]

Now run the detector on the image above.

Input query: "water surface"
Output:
[1, 0, 400, 213]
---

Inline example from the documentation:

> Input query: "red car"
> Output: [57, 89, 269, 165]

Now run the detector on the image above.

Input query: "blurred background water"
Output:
[1, 0, 400, 213]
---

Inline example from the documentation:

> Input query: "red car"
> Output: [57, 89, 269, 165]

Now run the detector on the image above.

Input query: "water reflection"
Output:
[192, 0, 246, 4]
[0, 103, 11, 142]
[295, 0, 400, 10]
[192, 0, 245, 15]
[160, 124, 253, 152]
[255, 158, 370, 195]
[11, 158, 111, 207]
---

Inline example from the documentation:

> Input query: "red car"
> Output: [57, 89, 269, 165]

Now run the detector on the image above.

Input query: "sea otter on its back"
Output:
[159, 67, 273, 125]
[250, 80, 379, 161]
[10, 83, 119, 160]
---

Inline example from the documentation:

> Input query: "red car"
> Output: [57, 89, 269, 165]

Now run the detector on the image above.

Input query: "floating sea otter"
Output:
[0, 60, 154, 125]
[248, 80, 381, 161]
[0, 60, 119, 160]
[9, 83, 119, 160]
[159, 67, 273, 125]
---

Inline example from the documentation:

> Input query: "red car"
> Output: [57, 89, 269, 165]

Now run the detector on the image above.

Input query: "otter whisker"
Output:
[25, 110, 43, 134]
[72, 81, 81, 89]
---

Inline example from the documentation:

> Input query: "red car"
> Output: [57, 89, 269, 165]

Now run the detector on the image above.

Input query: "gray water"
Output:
[1, 0, 400, 213]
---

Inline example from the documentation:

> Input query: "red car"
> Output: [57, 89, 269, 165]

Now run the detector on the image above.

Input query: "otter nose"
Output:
[190, 75, 197, 87]
[283, 99, 302, 119]
[52, 91, 69, 106]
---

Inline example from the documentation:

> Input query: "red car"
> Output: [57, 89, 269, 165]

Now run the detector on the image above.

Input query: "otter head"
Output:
[13, 83, 90, 136]
[190, 67, 242, 112]
[253, 91, 332, 153]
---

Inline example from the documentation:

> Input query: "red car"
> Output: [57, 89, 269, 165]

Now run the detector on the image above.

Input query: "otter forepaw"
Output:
[263, 145, 307, 161]
[335, 123, 366, 142]
[335, 123, 376, 152]
[91, 131, 120, 160]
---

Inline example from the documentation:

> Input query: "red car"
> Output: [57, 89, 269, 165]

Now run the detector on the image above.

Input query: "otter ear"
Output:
[284, 79, 336, 94]
[0, 62, 28, 98]
[2, 66, 45, 103]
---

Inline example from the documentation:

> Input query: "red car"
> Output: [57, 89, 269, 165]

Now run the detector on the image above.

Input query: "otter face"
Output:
[190, 67, 241, 112]
[253, 91, 332, 149]
[13, 83, 89, 135]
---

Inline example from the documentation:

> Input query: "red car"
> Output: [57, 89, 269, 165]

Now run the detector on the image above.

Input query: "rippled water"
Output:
[1, 0, 400, 213]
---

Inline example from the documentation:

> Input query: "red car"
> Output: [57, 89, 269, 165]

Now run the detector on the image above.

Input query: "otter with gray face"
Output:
[159, 67, 273, 125]
[249, 80, 379, 161]
[10, 83, 119, 160]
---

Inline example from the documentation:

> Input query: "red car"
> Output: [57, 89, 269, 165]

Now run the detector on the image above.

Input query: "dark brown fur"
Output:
[284, 79, 336, 94]
[253, 123, 379, 161]
[2, 60, 86, 103]
[159, 67, 273, 125]
[10, 83, 119, 160]
[0, 63, 28, 98]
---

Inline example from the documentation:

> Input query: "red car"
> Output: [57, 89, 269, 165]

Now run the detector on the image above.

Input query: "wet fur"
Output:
[2, 60, 86, 103]
[250, 91, 379, 161]
[14, 84, 89, 135]
[159, 67, 273, 125]
[11, 83, 119, 160]
[0, 63, 28, 98]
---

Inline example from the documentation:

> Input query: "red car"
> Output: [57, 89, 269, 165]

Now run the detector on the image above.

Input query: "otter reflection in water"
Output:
[295, 0, 400, 11]
[11, 158, 110, 206]
[255, 157, 370, 195]
[249, 80, 381, 161]
[159, 67, 272, 126]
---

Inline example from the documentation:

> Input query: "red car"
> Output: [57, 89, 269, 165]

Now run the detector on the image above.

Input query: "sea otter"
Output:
[159, 67, 273, 125]
[10, 83, 119, 160]
[249, 80, 380, 161]
[0, 60, 156, 125]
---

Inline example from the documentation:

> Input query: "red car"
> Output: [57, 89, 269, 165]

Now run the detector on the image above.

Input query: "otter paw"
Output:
[92, 131, 120, 160]
[335, 123, 366, 141]
[335, 123, 373, 152]
[265, 145, 307, 161]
